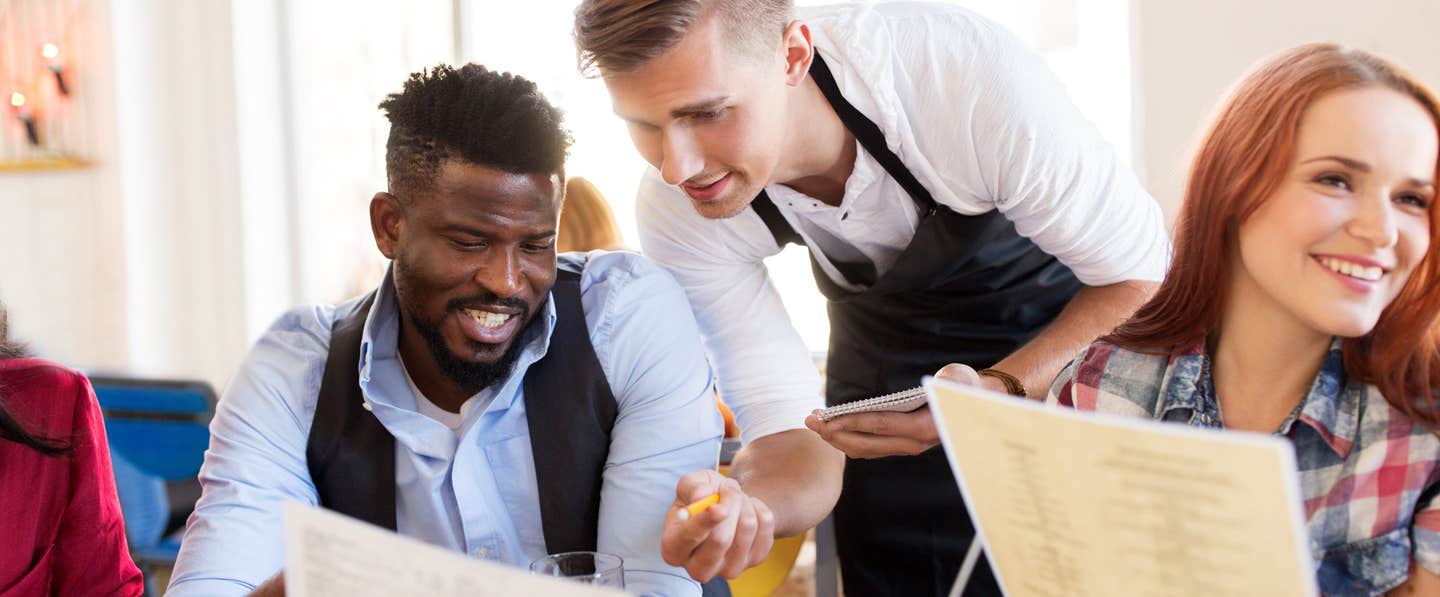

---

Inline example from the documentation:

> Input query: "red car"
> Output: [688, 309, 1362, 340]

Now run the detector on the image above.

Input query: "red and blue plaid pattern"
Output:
[1047, 339, 1440, 595]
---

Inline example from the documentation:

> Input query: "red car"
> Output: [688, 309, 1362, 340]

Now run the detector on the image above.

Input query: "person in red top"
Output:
[0, 304, 143, 596]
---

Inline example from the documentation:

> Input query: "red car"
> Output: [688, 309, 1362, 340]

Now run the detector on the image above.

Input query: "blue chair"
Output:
[91, 375, 215, 597]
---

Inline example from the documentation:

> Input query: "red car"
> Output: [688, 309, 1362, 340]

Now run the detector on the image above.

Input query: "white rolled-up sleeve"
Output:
[635, 171, 825, 445]
[906, 10, 1171, 285]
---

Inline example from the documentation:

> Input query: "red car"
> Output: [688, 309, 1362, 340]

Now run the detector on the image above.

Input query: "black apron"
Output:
[304, 254, 616, 555]
[751, 53, 1083, 596]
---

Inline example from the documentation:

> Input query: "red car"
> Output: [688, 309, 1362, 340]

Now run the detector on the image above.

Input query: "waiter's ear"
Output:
[781, 20, 813, 87]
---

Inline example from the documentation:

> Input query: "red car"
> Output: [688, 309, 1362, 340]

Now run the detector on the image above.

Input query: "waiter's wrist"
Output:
[977, 368, 1027, 397]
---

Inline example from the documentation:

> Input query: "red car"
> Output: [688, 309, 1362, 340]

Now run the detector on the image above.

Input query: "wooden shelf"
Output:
[0, 157, 92, 173]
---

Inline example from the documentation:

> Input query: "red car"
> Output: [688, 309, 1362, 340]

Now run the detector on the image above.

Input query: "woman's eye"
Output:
[693, 109, 723, 121]
[1396, 193, 1432, 209]
[1315, 173, 1351, 191]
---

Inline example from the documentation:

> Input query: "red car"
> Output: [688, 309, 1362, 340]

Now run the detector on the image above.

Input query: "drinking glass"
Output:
[529, 551, 625, 589]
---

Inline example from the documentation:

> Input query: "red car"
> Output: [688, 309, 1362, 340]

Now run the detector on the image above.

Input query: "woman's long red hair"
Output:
[1106, 43, 1440, 426]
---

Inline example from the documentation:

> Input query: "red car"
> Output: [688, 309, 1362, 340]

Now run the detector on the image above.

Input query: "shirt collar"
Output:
[1153, 343, 1208, 419]
[353, 265, 559, 456]
[1154, 337, 1361, 458]
[1289, 339, 1362, 458]
[767, 141, 881, 216]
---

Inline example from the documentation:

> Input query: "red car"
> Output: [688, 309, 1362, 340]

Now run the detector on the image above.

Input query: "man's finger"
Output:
[745, 498, 776, 569]
[826, 409, 935, 441]
[662, 470, 730, 565]
[936, 362, 981, 385]
[825, 429, 935, 459]
[674, 469, 725, 505]
[661, 510, 706, 566]
[718, 499, 760, 578]
[684, 480, 745, 581]
[812, 413, 939, 457]
[804, 411, 823, 432]
[661, 484, 735, 566]
[805, 413, 835, 443]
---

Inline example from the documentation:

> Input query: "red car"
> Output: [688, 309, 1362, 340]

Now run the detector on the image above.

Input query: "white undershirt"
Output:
[764, 142, 923, 292]
[399, 352, 484, 435]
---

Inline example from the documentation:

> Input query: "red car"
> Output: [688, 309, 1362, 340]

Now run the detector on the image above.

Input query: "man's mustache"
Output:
[445, 295, 530, 317]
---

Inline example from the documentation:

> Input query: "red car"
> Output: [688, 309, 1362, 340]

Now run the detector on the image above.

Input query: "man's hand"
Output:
[246, 572, 285, 597]
[804, 363, 1001, 459]
[661, 470, 775, 582]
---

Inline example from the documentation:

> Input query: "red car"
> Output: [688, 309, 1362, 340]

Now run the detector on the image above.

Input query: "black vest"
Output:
[749, 52, 1084, 596]
[304, 254, 616, 554]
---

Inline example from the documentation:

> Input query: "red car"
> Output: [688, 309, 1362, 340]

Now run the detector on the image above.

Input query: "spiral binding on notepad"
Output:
[817, 386, 928, 421]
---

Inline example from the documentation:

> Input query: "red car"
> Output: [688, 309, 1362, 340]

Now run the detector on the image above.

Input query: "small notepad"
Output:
[817, 386, 928, 421]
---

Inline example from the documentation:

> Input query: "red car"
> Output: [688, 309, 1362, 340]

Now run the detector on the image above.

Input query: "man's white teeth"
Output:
[1319, 257, 1383, 281]
[465, 309, 512, 329]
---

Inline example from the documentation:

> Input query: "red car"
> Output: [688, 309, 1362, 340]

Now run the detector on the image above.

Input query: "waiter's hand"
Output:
[804, 363, 1003, 459]
[662, 470, 775, 582]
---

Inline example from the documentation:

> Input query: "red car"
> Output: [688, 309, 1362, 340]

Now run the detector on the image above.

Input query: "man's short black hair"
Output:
[379, 64, 571, 199]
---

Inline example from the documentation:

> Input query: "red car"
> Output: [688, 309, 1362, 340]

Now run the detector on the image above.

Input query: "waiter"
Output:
[574, 1, 1169, 595]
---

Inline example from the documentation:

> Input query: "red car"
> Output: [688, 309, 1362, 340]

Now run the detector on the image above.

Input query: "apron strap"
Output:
[749, 50, 937, 254]
[808, 52, 937, 213]
[752, 191, 803, 248]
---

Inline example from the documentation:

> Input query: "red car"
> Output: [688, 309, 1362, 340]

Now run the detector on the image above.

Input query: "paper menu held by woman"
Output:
[924, 378, 1315, 597]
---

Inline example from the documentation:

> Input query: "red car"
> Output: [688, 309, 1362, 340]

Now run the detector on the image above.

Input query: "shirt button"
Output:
[471, 546, 491, 558]
[361, 401, 373, 412]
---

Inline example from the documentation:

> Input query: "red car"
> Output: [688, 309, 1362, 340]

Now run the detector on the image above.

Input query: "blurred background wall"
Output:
[1134, 0, 1440, 223]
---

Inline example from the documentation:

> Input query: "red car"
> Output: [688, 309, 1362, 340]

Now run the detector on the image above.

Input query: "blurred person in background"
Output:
[0, 302, 145, 596]
[560, 176, 628, 252]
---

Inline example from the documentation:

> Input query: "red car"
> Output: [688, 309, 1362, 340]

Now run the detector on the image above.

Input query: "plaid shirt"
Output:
[1047, 339, 1440, 596]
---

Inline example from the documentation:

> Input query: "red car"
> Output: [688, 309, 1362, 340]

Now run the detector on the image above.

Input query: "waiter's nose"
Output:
[659, 129, 704, 186]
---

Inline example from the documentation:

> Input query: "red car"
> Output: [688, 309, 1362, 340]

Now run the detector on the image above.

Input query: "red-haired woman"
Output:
[1047, 44, 1440, 595]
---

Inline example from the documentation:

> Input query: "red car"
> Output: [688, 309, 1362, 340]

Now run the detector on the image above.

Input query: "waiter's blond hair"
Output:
[574, 0, 793, 76]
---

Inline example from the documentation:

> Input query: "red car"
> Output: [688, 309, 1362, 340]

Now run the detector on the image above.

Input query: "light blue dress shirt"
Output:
[168, 252, 722, 596]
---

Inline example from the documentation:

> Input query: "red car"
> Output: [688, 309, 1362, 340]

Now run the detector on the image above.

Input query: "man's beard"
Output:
[406, 301, 529, 397]
[688, 170, 759, 220]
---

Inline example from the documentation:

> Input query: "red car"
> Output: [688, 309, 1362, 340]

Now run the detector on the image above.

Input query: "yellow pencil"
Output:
[676, 493, 720, 521]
